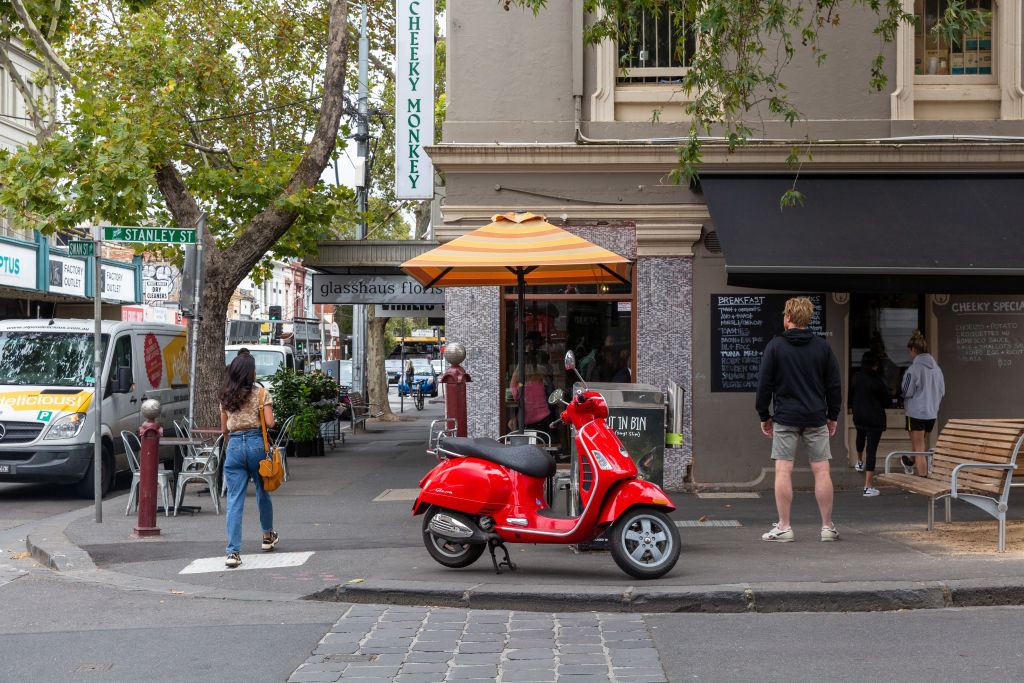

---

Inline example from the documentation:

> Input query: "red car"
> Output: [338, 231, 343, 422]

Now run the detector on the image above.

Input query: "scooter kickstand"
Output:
[487, 539, 516, 574]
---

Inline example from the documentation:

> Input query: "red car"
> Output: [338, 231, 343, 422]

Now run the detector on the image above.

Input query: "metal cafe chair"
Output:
[172, 421, 222, 516]
[122, 430, 173, 517]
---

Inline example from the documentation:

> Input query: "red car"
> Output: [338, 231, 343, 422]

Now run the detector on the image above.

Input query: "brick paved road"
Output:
[289, 604, 669, 682]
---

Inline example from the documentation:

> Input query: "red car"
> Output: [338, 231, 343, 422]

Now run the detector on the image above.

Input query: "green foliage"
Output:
[0, 0, 359, 274]
[508, 0, 990, 185]
[268, 368, 341, 442]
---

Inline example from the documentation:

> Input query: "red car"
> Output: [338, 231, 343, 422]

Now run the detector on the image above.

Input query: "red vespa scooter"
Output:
[413, 351, 680, 579]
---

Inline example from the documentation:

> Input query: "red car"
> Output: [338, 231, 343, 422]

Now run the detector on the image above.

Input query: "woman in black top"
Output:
[852, 351, 889, 497]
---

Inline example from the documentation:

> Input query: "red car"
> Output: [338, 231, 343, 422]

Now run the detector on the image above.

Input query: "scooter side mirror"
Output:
[548, 389, 564, 405]
[564, 350, 576, 371]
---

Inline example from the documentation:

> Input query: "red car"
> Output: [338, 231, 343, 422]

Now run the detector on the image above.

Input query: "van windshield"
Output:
[225, 348, 286, 379]
[0, 332, 107, 386]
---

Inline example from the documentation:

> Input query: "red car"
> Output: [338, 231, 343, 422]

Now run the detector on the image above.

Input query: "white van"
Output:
[225, 344, 296, 380]
[0, 319, 190, 497]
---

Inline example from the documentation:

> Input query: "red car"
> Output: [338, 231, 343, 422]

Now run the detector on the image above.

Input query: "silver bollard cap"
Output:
[444, 342, 466, 366]
[141, 398, 162, 420]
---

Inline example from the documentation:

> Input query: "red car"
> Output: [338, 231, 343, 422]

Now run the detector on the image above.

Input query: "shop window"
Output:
[616, 6, 695, 85]
[502, 284, 634, 438]
[848, 294, 925, 409]
[914, 0, 992, 77]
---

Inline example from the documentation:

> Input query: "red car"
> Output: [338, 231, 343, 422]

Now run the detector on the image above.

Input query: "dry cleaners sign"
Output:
[395, 0, 434, 200]
[312, 274, 443, 305]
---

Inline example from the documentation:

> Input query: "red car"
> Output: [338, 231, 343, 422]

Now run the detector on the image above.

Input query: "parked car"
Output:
[398, 358, 438, 397]
[385, 358, 403, 384]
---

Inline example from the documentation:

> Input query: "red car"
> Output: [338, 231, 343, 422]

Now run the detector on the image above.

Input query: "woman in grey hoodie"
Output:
[901, 330, 945, 476]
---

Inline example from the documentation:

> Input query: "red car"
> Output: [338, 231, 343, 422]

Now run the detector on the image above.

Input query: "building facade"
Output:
[432, 1, 1024, 491]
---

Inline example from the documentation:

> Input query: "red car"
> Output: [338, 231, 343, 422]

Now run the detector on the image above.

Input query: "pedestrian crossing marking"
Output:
[179, 551, 314, 574]
[373, 488, 420, 502]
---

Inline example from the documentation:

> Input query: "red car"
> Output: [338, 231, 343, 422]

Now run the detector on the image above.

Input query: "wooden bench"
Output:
[876, 419, 1024, 552]
[338, 391, 383, 434]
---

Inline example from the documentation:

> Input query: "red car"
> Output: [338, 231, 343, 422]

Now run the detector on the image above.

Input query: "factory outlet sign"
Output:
[312, 274, 443, 305]
[394, 0, 434, 200]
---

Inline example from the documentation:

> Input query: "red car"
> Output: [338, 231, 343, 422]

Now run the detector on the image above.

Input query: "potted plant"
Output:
[269, 369, 341, 457]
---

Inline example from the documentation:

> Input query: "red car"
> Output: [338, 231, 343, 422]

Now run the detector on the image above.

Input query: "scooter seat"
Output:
[439, 436, 555, 479]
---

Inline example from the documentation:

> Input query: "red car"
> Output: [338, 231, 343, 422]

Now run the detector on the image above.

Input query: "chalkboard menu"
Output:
[937, 295, 1024, 419]
[711, 293, 827, 392]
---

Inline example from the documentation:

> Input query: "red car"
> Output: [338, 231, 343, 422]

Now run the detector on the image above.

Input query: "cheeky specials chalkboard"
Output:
[711, 293, 827, 392]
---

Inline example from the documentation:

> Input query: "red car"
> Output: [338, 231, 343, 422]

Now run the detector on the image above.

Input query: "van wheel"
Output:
[75, 446, 115, 499]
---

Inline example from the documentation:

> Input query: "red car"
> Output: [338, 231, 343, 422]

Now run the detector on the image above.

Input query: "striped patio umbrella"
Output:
[402, 211, 632, 433]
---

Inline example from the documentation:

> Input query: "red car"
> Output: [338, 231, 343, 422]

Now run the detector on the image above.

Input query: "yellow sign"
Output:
[0, 390, 92, 412]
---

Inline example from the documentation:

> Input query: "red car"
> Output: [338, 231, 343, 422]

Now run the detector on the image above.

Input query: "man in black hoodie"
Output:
[755, 297, 842, 543]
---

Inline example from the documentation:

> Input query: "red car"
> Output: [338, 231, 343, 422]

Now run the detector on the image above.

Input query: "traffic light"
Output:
[268, 305, 281, 321]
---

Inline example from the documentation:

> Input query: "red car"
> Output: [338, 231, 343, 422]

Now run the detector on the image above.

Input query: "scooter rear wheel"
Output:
[422, 506, 486, 568]
[609, 507, 680, 579]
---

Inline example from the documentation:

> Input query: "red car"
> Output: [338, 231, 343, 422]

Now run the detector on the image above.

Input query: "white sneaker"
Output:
[820, 525, 839, 541]
[761, 523, 794, 542]
[854, 460, 864, 472]
[863, 487, 880, 497]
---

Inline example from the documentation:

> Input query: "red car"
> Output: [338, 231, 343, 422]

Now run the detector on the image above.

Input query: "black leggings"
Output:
[855, 428, 883, 472]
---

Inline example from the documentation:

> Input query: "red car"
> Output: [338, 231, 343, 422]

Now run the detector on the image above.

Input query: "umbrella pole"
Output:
[517, 269, 526, 433]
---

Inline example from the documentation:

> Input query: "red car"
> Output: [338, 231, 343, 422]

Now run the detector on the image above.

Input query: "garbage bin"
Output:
[569, 381, 665, 505]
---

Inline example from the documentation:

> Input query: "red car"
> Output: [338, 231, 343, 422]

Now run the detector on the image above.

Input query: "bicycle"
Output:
[412, 380, 425, 411]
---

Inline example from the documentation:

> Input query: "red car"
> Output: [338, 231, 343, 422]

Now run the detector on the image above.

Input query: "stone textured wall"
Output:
[444, 285, 501, 437]
[637, 257, 693, 492]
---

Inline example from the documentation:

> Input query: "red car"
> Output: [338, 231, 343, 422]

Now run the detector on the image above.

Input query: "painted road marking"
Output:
[373, 488, 420, 502]
[696, 492, 761, 499]
[179, 551, 314, 574]
[675, 519, 743, 528]
[0, 563, 27, 587]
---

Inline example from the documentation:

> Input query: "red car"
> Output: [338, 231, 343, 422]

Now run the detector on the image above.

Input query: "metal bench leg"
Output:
[944, 497, 951, 523]
[999, 517, 1006, 552]
[927, 497, 934, 531]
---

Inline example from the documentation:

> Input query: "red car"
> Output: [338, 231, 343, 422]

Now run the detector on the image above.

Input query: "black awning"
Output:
[701, 173, 1024, 294]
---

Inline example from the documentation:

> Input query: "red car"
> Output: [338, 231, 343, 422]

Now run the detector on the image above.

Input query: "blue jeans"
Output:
[224, 429, 274, 554]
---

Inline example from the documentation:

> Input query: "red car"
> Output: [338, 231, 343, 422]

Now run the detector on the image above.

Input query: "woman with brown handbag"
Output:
[219, 353, 279, 568]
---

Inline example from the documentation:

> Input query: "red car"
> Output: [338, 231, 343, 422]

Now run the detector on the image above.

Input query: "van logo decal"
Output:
[144, 333, 163, 388]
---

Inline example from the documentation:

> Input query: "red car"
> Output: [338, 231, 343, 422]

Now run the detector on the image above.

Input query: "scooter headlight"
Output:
[591, 449, 611, 469]
[45, 412, 88, 440]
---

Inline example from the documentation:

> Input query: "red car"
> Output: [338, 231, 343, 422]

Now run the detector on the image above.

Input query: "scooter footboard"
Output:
[597, 480, 675, 527]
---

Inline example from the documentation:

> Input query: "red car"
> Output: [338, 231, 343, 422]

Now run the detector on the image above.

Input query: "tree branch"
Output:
[0, 36, 44, 135]
[220, 0, 350, 286]
[8, 0, 72, 82]
[182, 139, 241, 170]
[369, 52, 394, 81]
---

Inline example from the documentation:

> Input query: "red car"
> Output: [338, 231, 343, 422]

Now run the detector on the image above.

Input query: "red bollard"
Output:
[132, 400, 163, 538]
[439, 343, 471, 437]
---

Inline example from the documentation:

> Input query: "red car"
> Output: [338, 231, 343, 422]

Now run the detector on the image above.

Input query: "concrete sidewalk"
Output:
[25, 397, 1024, 613]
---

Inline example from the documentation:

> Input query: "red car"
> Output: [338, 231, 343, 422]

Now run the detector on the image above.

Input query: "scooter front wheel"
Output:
[422, 506, 486, 568]
[609, 507, 680, 580]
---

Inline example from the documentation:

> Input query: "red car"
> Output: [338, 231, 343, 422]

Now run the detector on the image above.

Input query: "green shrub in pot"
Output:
[269, 369, 341, 442]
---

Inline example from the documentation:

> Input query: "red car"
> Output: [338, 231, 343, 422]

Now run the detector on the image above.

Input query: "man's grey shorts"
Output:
[771, 424, 832, 462]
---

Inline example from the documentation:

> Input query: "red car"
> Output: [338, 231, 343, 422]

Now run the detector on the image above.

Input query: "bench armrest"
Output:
[883, 450, 933, 474]
[950, 462, 1015, 499]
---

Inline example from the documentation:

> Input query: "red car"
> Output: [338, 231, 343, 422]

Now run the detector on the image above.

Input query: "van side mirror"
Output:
[115, 366, 133, 393]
